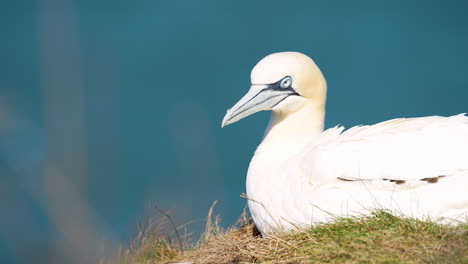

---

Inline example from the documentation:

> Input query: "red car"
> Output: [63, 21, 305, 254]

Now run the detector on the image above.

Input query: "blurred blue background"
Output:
[1, 0, 467, 263]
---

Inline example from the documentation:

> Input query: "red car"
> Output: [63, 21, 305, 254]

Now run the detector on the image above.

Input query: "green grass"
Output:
[118, 210, 468, 264]
[271, 211, 467, 263]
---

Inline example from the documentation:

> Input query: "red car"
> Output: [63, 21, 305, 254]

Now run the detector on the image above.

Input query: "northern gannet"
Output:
[222, 52, 468, 235]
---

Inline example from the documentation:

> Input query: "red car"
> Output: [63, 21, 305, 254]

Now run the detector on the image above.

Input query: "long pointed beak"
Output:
[222, 84, 297, 127]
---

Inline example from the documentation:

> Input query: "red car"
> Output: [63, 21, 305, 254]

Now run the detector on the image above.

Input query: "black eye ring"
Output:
[279, 76, 292, 89]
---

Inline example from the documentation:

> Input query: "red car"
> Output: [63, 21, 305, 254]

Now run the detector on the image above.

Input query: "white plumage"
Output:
[222, 52, 468, 235]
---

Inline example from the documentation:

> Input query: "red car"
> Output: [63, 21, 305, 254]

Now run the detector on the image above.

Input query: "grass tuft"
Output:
[119, 209, 468, 264]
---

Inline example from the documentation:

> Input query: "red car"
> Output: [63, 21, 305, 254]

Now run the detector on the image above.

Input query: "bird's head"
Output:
[222, 52, 327, 127]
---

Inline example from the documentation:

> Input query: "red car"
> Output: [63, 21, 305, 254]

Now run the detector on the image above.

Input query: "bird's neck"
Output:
[257, 101, 325, 160]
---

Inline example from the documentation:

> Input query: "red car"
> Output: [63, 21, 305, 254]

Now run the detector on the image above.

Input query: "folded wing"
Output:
[301, 114, 468, 185]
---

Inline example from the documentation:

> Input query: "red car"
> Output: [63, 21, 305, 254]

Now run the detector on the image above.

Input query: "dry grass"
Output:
[107, 206, 190, 264]
[117, 209, 468, 264]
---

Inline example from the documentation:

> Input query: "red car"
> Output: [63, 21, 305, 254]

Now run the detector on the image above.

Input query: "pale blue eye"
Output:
[280, 76, 292, 89]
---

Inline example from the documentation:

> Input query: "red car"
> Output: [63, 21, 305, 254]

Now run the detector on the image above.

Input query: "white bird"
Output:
[222, 52, 468, 236]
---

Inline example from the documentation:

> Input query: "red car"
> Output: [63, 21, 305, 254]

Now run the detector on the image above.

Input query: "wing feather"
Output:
[300, 114, 468, 184]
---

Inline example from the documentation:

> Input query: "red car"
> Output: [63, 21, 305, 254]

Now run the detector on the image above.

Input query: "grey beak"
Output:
[222, 84, 298, 127]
